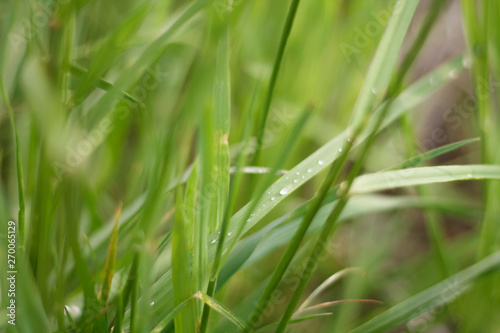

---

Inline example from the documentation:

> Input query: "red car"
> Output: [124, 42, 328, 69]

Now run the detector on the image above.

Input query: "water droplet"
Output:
[271, 196, 276, 201]
[227, 232, 233, 236]
[301, 175, 305, 179]
[246, 218, 251, 222]
[251, 213, 255, 217]
[347, 137, 352, 143]
[371, 87, 377, 94]
[307, 168, 312, 173]
[150, 301, 155, 306]
[318, 160, 324, 165]
[296, 171, 300, 175]
[267, 191, 271, 194]
[217, 231, 221, 234]
[211, 238, 218, 244]
[467, 173, 472, 178]
[285, 176, 289, 180]
[279, 187, 289, 195]
[429, 76, 437, 85]
[462, 57, 472, 69]
[449, 69, 459, 79]
[293, 179, 298, 183]
[338, 147, 343, 152]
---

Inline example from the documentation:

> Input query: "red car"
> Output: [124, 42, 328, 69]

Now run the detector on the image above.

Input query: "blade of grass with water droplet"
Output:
[113, 56, 466, 326]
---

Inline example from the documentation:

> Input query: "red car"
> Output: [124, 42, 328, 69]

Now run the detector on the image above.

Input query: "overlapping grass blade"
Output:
[248, 1, 420, 328]
[92, 56, 465, 326]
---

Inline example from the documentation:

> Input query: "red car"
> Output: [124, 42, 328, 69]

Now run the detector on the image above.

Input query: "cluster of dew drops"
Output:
[210, 140, 364, 245]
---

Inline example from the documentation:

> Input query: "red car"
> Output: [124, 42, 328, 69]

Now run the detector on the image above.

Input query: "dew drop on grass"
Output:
[150, 301, 155, 306]
[246, 218, 251, 222]
[467, 173, 472, 178]
[296, 171, 300, 175]
[211, 238, 218, 244]
[279, 187, 289, 195]
[371, 87, 377, 94]
[271, 196, 276, 201]
[293, 179, 298, 183]
[307, 168, 312, 173]
[462, 57, 472, 69]
[347, 137, 352, 143]
[338, 147, 343, 152]
[318, 160, 324, 165]
[429, 76, 437, 85]
[449, 69, 460, 79]
[251, 213, 255, 217]
[227, 232, 232, 236]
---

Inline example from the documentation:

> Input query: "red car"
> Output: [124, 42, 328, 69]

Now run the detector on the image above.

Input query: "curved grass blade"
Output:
[350, 165, 500, 195]
[298, 268, 364, 311]
[254, 313, 333, 333]
[295, 299, 382, 317]
[350, 250, 500, 333]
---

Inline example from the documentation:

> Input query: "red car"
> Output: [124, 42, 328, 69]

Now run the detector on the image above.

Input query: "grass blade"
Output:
[172, 187, 197, 333]
[350, 251, 500, 333]
[350, 165, 500, 195]
[99, 203, 123, 305]
[254, 0, 303, 161]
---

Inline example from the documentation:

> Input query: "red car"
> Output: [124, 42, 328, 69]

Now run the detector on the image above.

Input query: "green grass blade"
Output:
[71, 4, 150, 105]
[254, 313, 333, 333]
[199, 24, 231, 333]
[254, 0, 302, 161]
[196, 292, 247, 331]
[350, 251, 500, 333]
[387, 138, 480, 170]
[0, 80, 25, 246]
[298, 268, 364, 310]
[86, 0, 208, 129]
[172, 187, 197, 333]
[348, 0, 420, 132]
[99, 203, 122, 307]
[350, 165, 500, 195]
